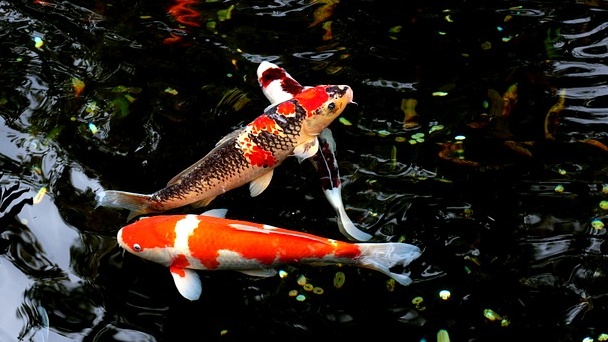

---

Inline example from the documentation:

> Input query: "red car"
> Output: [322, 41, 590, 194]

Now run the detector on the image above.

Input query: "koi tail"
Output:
[324, 188, 373, 241]
[356, 242, 421, 286]
[96, 190, 155, 220]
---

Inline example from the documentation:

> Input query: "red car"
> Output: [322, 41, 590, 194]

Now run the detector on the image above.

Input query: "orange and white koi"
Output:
[97, 81, 354, 220]
[257, 61, 372, 241]
[117, 209, 421, 300]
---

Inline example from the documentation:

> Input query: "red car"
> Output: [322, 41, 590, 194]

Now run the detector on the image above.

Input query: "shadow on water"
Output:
[1, 0, 608, 341]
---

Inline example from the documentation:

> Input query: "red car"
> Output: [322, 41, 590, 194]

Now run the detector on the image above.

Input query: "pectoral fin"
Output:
[170, 267, 202, 301]
[237, 269, 277, 277]
[249, 170, 273, 197]
[294, 138, 319, 163]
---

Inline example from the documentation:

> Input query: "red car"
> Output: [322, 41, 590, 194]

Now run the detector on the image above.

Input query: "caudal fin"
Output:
[96, 190, 154, 220]
[324, 188, 373, 241]
[356, 242, 421, 286]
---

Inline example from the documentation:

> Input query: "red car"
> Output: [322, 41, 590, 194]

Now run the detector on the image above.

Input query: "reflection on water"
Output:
[1, 0, 608, 341]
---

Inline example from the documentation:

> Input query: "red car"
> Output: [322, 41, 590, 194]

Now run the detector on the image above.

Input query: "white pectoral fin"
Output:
[249, 170, 273, 197]
[237, 269, 277, 277]
[294, 138, 319, 163]
[170, 267, 202, 301]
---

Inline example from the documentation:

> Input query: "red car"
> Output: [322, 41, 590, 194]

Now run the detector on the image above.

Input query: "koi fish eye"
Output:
[327, 102, 336, 111]
[132, 243, 142, 252]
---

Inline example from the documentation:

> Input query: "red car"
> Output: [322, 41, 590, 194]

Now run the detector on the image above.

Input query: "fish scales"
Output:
[151, 143, 250, 205]
[150, 100, 307, 207]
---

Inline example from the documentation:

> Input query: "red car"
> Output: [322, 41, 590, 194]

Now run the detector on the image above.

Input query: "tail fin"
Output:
[356, 242, 421, 286]
[96, 190, 154, 220]
[324, 188, 373, 241]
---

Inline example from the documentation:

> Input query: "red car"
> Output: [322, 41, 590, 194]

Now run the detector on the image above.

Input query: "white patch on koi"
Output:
[216, 249, 268, 269]
[262, 224, 278, 230]
[235, 129, 260, 157]
[141, 246, 176, 268]
[175, 215, 200, 252]
[228, 223, 272, 233]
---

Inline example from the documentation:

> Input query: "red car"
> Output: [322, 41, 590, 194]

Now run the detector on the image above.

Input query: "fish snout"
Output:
[116, 228, 126, 249]
[337, 85, 353, 103]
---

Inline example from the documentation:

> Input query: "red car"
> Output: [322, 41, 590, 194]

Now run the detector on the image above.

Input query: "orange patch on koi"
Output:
[277, 101, 296, 115]
[171, 254, 191, 271]
[187, 218, 361, 269]
[250, 116, 282, 135]
[244, 146, 276, 167]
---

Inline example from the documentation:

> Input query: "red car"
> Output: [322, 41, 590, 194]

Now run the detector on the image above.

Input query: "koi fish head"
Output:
[295, 84, 353, 136]
[116, 216, 177, 267]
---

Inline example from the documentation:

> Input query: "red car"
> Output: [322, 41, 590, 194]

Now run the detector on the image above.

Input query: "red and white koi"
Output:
[257, 61, 372, 241]
[117, 209, 421, 300]
[97, 80, 354, 220]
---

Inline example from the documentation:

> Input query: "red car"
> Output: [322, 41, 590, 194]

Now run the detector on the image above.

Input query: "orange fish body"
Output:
[98, 84, 354, 220]
[117, 209, 421, 300]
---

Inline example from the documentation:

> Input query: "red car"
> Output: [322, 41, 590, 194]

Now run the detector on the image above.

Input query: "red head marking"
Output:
[121, 216, 178, 251]
[294, 86, 329, 114]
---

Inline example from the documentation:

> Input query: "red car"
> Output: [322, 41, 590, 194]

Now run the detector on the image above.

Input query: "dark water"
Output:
[2, 0, 608, 341]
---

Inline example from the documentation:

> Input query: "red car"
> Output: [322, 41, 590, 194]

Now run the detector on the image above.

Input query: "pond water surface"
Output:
[1, 1, 608, 341]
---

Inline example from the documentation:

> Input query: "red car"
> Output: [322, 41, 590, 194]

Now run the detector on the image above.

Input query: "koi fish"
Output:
[117, 209, 421, 300]
[257, 61, 372, 241]
[97, 82, 354, 220]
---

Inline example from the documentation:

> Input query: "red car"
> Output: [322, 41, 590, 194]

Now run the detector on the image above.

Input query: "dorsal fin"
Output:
[167, 129, 243, 186]
[201, 208, 228, 218]
[214, 129, 243, 147]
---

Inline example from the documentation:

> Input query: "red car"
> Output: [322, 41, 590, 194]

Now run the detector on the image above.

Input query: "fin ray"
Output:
[96, 190, 153, 220]
[170, 267, 202, 301]
[249, 170, 274, 197]
[201, 208, 228, 218]
[294, 138, 319, 163]
[324, 188, 373, 241]
[355, 243, 421, 286]
[237, 269, 277, 277]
